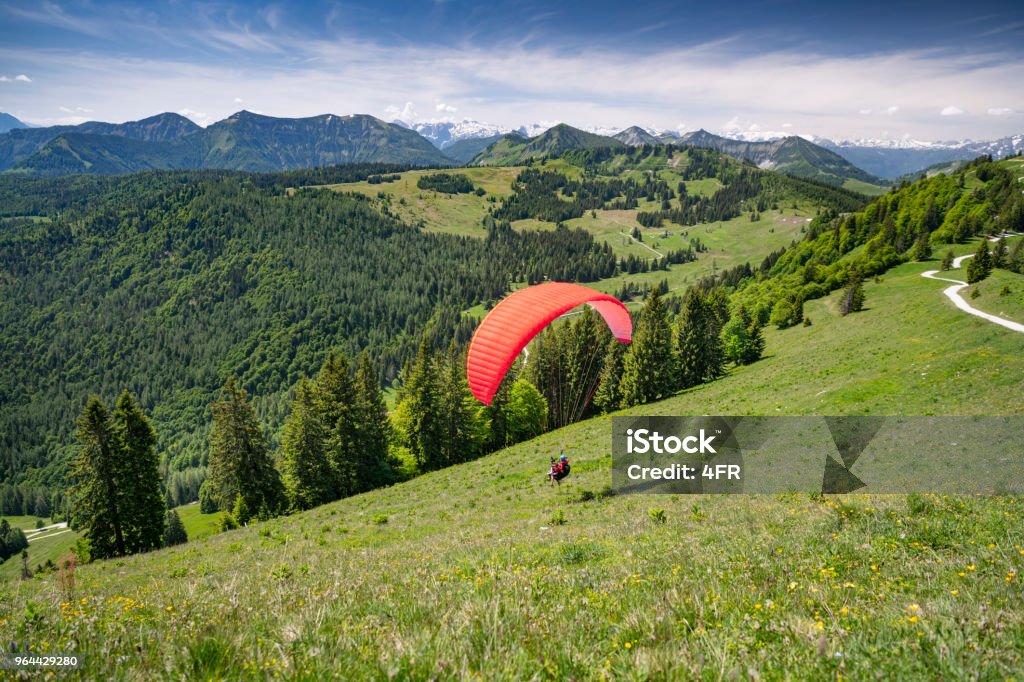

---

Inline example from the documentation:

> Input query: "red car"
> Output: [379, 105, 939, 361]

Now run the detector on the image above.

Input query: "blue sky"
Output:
[1, 0, 1022, 140]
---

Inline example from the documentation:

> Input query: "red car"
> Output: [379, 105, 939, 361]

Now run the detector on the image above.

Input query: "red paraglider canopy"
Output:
[466, 282, 633, 405]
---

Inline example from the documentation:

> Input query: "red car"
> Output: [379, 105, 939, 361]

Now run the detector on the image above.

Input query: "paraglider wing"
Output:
[466, 282, 633, 405]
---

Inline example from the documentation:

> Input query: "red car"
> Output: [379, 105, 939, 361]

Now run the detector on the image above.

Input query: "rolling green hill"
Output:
[197, 112, 450, 171]
[12, 132, 202, 175]
[472, 124, 627, 165]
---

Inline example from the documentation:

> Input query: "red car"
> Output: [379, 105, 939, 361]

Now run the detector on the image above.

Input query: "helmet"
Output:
[560, 454, 567, 461]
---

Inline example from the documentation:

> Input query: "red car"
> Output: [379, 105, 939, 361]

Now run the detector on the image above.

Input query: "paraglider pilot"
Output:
[547, 452, 571, 485]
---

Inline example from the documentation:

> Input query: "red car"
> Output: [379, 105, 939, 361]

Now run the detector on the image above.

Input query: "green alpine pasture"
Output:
[964, 268, 1024, 325]
[3, 245, 1023, 679]
[320, 166, 522, 237]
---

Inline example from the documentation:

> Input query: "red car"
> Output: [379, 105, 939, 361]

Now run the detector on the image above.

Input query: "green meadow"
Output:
[965, 269, 1024, 325]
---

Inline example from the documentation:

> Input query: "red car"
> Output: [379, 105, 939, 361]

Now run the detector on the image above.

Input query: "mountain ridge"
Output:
[0, 112, 30, 134]
[1, 111, 451, 174]
[471, 124, 627, 165]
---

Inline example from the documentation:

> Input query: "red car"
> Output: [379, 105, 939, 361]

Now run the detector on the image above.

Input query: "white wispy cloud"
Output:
[436, 102, 457, 114]
[3, 25, 1023, 139]
[940, 105, 965, 116]
[987, 107, 1014, 116]
[384, 101, 417, 122]
[178, 108, 211, 126]
[15, 74, 32, 82]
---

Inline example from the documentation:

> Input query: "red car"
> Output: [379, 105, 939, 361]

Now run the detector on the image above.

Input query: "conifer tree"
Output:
[620, 288, 676, 407]
[676, 290, 725, 388]
[0, 519, 29, 562]
[70, 397, 126, 558]
[525, 327, 571, 429]
[395, 341, 445, 471]
[912, 232, 932, 261]
[485, 372, 515, 450]
[280, 378, 333, 510]
[1008, 239, 1024, 274]
[593, 337, 627, 413]
[112, 391, 164, 553]
[941, 250, 955, 271]
[749, 315, 766, 358]
[561, 308, 609, 425]
[839, 273, 866, 315]
[437, 343, 487, 467]
[966, 240, 992, 284]
[315, 352, 358, 499]
[352, 353, 393, 492]
[991, 238, 1007, 269]
[207, 378, 282, 517]
[164, 509, 188, 546]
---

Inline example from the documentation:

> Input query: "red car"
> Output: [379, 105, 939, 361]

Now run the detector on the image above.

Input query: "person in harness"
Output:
[547, 453, 571, 485]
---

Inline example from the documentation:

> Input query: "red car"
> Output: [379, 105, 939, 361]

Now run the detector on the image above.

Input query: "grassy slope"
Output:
[0, 521, 77, 581]
[320, 167, 521, 237]
[964, 269, 1024, 324]
[3, 245, 1023, 679]
[842, 177, 889, 196]
[590, 207, 815, 295]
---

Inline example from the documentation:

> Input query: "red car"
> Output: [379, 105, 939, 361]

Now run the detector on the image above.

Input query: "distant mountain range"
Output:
[468, 124, 884, 187]
[400, 119, 550, 149]
[2, 110, 1019, 182]
[810, 135, 1024, 178]
[0, 111, 450, 175]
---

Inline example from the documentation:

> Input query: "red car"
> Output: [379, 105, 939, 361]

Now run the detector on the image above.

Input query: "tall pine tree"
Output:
[111, 391, 164, 553]
[315, 352, 359, 499]
[394, 341, 445, 472]
[619, 288, 676, 407]
[280, 378, 333, 510]
[593, 337, 627, 413]
[70, 397, 126, 559]
[437, 343, 487, 467]
[966, 240, 993, 284]
[207, 378, 282, 518]
[352, 353, 393, 492]
[676, 290, 725, 389]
